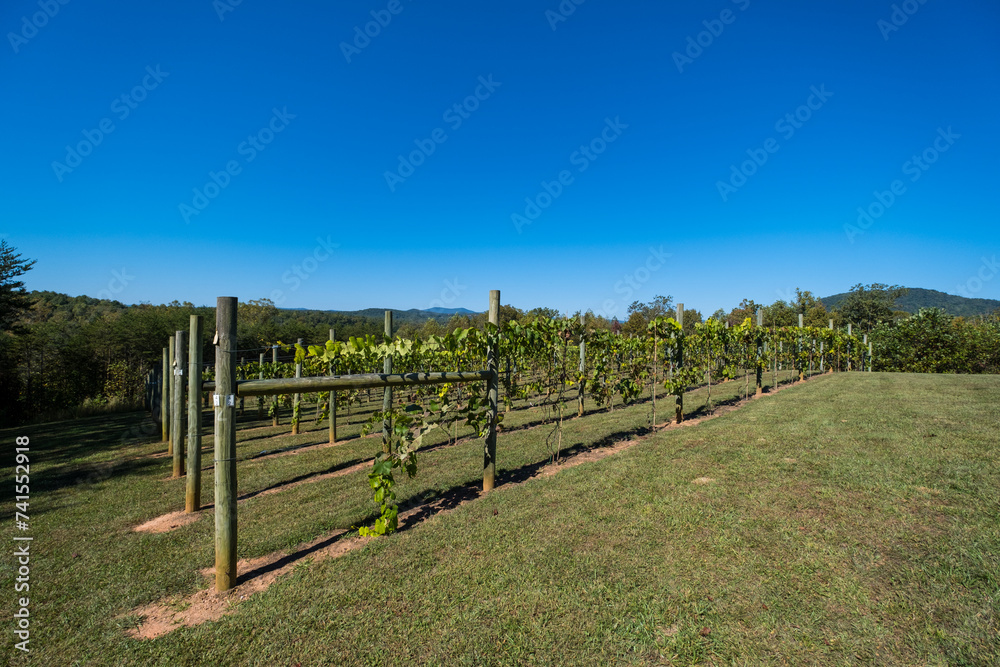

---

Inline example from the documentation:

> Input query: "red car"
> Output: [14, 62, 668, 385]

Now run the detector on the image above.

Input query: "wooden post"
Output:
[167, 336, 176, 452]
[214, 297, 238, 592]
[797, 314, 805, 381]
[161, 347, 169, 443]
[172, 331, 186, 478]
[847, 323, 853, 371]
[186, 316, 203, 512]
[651, 323, 657, 424]
[578, 313, 586, 417]
[258, 352, 265, 418]
[862, 334, 868, 372]
[239, 357, 246, 416]
[382, 311, 393, 450]
[484, 290, 500, 492]
[292, 338, 303, 435]
[329, 328, 337, 444]
[272, 345, 280, 426]
[868, 340, 873, 372]
[755, 309, 764, 396]
[675, 303, 684, 424]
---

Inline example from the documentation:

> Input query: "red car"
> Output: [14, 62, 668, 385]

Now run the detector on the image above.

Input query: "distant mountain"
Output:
[821, 287, 1000, 318]
[424, 307, 478, 315]
[279, 306, 480, 325]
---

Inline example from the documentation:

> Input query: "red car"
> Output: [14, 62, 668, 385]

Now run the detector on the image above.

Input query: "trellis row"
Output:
[169, 292, 501, 592]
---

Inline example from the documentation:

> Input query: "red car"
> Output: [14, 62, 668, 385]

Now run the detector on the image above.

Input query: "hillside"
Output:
[322, 307, 478, 324]
[822, 287, 1000, 317]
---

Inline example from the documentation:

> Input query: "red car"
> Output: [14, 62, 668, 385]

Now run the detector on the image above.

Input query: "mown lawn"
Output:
[3, 372, 998, 665]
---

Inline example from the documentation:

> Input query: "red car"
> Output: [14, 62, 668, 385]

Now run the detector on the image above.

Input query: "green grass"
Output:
[3, 372, 998, 665]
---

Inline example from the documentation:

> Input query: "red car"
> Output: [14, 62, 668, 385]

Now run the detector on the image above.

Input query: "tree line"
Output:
[1, 240, 997, 427]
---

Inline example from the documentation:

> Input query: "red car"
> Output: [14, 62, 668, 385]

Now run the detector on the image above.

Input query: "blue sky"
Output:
[3, 0, 998, 318]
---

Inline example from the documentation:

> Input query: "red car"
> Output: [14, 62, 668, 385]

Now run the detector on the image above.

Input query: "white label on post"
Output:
[174, 368, 184, 376]
[213, 394, 220, 407]
[226, 394, 235, 407]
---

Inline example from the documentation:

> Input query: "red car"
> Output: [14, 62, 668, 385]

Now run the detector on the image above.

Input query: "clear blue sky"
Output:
[3, 0, 998, 318]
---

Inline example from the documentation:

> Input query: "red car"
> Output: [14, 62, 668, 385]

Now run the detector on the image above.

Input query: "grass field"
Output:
[3, 372, 998, 665]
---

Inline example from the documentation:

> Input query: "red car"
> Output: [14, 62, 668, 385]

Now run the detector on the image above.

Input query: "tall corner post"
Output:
[171, 331, 187, 478]
[484, 290, 500, 492]
[186, 315, 203, 512]
[214, 297, 238, 592]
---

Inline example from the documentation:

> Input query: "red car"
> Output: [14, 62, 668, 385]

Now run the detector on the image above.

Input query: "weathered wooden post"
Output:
[578, 313, 586, 417]
[257, 352, 265, 418]
[755, 309, 764, 396]
[652, 317, 658, 423]
[797, 314, 805, 381]
[847, 323, 853, 371]
[186, 315, 203, 512]
[868, 340, 873, 372]
[172, 331, 186, 478]
[161, 347, 169, 442]
[239, 357, 246, 416]
[292, 338, 303, 435]
[382, 311, 393, 450]
[484, 290, 500, 492]
[272, 345, 280, 426]
[167, 336, 176, 452]
[329, 328, 337, 444]
[214, 297, 238, 592]
[675, 303, 684, 424]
